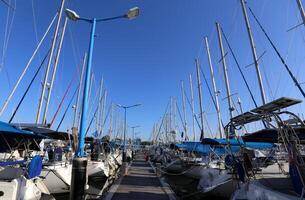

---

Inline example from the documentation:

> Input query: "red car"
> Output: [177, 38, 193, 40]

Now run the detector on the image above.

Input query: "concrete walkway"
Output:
[105, 152, 174, 200]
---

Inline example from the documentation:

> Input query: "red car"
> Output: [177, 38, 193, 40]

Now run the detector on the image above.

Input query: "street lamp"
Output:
[65, 7, 139, 200]
[130, 125, 140, 150]
[65, 7, 140, 157]
[65, 6, 140, 22]
[116, 104, 141, 162]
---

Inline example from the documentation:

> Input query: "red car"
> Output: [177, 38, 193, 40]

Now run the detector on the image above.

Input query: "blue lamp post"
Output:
[117, 104, 141, 162]
[65, 7, 139, 200]
[65, 7, 140, 157]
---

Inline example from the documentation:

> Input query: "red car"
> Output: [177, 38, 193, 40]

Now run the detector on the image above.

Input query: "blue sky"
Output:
[0, 0, 305, 140]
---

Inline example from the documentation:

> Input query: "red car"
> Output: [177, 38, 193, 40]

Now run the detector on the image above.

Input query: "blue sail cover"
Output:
[201, 138, 275, 150]
[175, 142, 216, 156]
[27, 155, 42, 179]
[175, 138, 274, 156]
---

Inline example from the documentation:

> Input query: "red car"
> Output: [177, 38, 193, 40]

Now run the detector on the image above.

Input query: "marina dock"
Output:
[105, 152, 175, 200]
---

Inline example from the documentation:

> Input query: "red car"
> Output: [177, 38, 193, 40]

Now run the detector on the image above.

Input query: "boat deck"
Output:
[105, 152, 175, 200]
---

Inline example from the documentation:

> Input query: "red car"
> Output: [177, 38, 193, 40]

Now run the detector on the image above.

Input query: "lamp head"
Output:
[65, 9, 80, 21]
[126, 7, 140, 20]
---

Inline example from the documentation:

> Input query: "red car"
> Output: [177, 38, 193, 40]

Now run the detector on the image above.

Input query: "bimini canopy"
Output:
[0, 121, 45, 152]
[22, 126, 71, 140]
[21, 126, 94, 145]
[201, 138, 275, 150]
[242, 128, 305, 144]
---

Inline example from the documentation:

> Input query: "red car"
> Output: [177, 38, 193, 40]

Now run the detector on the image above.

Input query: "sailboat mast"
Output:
[100, 90, 107, 136]
[96, 79, 103, 134]
[173, 97, 177, 142]
[189, 74, 196, 141]
[204, 37, 223, 139]
[42, 17, 68, 124]
[180, 81, 188, 140]
[195, 59, 205, 139]
[240, 0, 267, 105]
[296, 0, 305, 25]
[170, 96, 172, 133]
[36, 0, 65, 123]
[237, 97, 244, 114]
[216, 22, 234, 120]
[72, 53, 86, 129]
[109, 103, 113, 138]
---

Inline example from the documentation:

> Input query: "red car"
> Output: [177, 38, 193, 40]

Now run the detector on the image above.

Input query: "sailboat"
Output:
[231, 97, 305, 200]
[0, 121, 50, 199]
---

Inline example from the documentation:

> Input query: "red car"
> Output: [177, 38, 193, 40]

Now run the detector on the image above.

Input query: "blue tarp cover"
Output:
[201, 138, 274, 150]
[175, 139, 274, 156]
[0, 160, 25, 166]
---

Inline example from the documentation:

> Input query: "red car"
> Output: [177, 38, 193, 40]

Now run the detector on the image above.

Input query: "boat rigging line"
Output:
[248, 6, 305, 99]
[0, 12, 58, 117]
[220, 27, 258, 108]
[56, 85, 79, 131]
[50, 65, 79, 127]
[9, 49, 51, 123]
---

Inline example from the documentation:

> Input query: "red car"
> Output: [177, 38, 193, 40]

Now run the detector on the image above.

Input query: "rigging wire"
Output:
[155, 101, 169, 143]
[31, 0, 41, 61]
[56, 85, 79, 131]
[220, 26, 258, 108]
[9, 49, 51, 123]
[248, 6, 305, 99]
[1, 0, 16, 88]
[183, 90, 201, 130]
[0, 0, 15, 10]
[175, 100, 189, 140]
[50, 65, 79, 127]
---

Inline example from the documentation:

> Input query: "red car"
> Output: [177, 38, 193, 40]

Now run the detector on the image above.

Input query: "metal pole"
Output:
[36, 0, 65, 123]
[70, 18, 96, 200]
[88, 72, 94, 107]
[216, 22, 234, 120]
[173, 97, 177, 142]
[237, 97, 244, 114]
[42, 17, 68, 124]
[189, 74, 196, 141]
[76, 18, 96, 157]
[195, 59, 205, 139]
[180, 80, 188, 140]
[240, 0, 267, 105]
[204, 36, 223, 138]
[296, 0, 305, 25]
[100, 90, 107, 136]
[170, 96, 172, 133]
[72, 53, 86, 129]
[123, 107, 127, 162]
[97, 78, 103, 134]
[109, 103, 113, 138]
[0, 13, 58, 117]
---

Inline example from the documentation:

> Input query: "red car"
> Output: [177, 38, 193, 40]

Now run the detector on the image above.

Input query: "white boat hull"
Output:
[41, 163, 72, 194]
